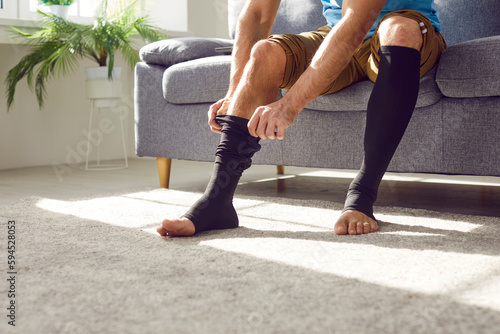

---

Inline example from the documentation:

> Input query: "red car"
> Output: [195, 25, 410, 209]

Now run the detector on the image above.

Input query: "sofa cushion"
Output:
[434, 0, 500, 46]
[163, 56, 232, 104]
[436, 36, 500, 98]
[140, 37, 234, 68]
[290, 66, 442, 112]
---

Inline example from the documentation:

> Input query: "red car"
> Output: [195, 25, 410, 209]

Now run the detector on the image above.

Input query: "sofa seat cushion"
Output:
[163, 57, 442, 110]
[289, 66, 442, 112]
[140, 37, 234, 68]
[163, 56, 232, 104]
[436, 36, 500, 98]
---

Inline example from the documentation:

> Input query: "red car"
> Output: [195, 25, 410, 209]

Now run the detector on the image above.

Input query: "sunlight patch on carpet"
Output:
[200, 237, 500, 311]
[34, 190, 268, 229]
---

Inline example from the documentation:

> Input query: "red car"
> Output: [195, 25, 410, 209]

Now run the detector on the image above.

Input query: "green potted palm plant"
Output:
[38, 0, 75, 19]
[5, 0, 165, 110]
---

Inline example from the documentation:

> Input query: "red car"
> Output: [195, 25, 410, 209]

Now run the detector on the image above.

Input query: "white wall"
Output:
[144, 0, 188, 32]
[188, 0, 229, 38]
[0, 0, 229, 172]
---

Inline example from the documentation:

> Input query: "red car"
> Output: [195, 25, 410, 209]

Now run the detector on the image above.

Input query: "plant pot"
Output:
[48, 5, 70, 19]
[85, 66, 122, 107]
[85, 67, 122, 80]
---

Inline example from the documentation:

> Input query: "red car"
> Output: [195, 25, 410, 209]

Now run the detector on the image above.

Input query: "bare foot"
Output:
[334, 210, 378, 235]
[156, 217, 196, 237]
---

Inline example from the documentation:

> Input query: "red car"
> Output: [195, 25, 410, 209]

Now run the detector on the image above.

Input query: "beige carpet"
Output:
[1, 189, 500, 334]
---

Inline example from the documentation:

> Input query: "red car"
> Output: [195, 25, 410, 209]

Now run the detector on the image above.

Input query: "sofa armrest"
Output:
[436, 36, 500, 98]
[139, 37, 234, 67]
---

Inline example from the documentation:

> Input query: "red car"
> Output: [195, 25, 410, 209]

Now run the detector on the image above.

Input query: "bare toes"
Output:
[363, 222, 371, 234]
[356, 222, 365, 234]
[156, 226, 167, 236]
[334, 221, 348, 235]
[335, 210, 379, 236]
[348, 222, 357, 235]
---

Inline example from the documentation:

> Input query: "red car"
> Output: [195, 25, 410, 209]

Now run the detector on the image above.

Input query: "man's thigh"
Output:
[268, 26, 366, 95]
[361, 9, 448, 82]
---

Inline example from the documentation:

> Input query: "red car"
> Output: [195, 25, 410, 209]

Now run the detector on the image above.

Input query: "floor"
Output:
[1, 158, 500, 217]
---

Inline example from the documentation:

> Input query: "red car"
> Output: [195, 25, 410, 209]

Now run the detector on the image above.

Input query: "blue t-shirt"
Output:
[321, 0, 441, 38]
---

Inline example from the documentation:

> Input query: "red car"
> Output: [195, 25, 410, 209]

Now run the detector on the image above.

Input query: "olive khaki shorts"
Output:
[268, 10, 447, 95]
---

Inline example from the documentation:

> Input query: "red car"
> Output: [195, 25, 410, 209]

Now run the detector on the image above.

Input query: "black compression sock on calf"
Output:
[183, 115, 261, 233]
[343, 46, 421, 220]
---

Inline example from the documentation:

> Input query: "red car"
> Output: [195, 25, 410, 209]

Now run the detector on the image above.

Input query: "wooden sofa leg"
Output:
[157, 157, 172, 189]
[276, 165, 285, 175]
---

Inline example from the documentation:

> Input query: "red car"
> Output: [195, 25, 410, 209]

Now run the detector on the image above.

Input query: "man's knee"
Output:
[249, 40, 286, 70]
[378, 16, 423, 50]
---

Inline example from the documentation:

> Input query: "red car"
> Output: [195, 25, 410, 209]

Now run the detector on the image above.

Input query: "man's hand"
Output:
[248, 100, 298, 140]
[208, 98, 231, 134]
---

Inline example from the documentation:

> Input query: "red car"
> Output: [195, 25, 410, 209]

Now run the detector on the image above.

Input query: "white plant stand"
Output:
[84, 78, 128, 171]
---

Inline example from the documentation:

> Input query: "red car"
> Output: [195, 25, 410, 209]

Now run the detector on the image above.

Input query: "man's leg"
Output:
[226, 40, 287, 119]
[157, 40, 287, 236]
[335, 16, 424, 235]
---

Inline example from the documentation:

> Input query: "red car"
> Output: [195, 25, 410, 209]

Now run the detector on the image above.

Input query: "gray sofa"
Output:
[135, 0, 500, 188]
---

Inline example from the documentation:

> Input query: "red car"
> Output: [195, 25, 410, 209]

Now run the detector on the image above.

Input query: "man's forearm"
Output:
[281, 1, 385, 114]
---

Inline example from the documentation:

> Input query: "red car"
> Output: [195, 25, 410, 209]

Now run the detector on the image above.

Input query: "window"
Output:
[25, 0, 99, 22]
[32, 0, 99, 17]
[0, 0, 19, 19]
[0, 0, 99, 21]
[1, 1, 187, 32]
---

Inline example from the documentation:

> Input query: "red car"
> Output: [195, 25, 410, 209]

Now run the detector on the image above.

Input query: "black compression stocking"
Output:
[183, 115, 261, 233]
[343, 46, 421, 220]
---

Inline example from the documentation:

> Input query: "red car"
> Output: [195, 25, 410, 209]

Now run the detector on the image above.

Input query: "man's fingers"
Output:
[208, 110, 221, 132]
[276, 125, 285, 140]
[249, 106, 289, 140]
[208, 99, 226, 132]
[210, 126, 222, 134]
[208, 100, 222, 117]
[247, 110, 260, 138]
[255, 111, 270, 139]
[265, 120, 277, 139]
[266, 129, 277, 139]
